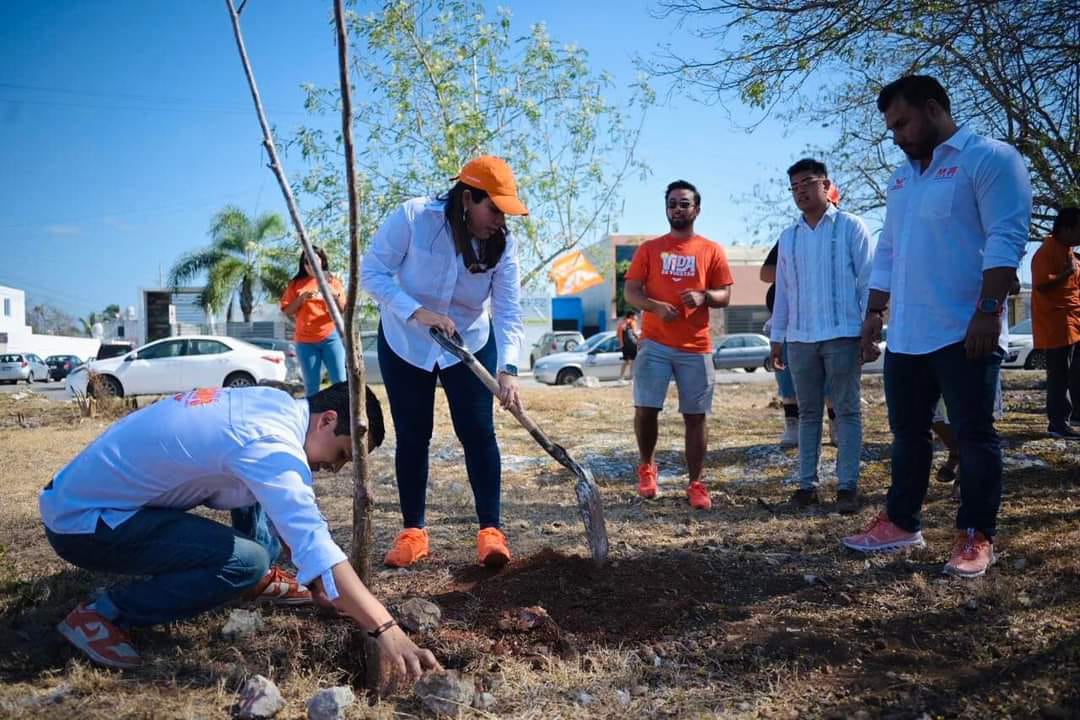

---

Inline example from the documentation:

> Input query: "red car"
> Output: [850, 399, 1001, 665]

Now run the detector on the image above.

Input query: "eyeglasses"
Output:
[789, 177, 825, 193]
[666, 200, 695, 209]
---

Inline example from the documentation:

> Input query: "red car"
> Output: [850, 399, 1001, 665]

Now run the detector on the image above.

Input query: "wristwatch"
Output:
[976, 298, 1004, 315]
[500, 364, 519, 377]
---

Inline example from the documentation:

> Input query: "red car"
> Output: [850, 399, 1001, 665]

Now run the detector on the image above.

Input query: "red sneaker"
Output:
[244, 566, 312, 605]
[636, 463, 658, 499]
[57, 602, 140, 669]
[841, 511, 926, 553]
[943, 529, 996, 578]
[686, 480, 712, 510]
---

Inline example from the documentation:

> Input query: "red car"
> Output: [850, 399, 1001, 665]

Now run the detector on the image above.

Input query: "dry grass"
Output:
[1, 373, 1078, 719]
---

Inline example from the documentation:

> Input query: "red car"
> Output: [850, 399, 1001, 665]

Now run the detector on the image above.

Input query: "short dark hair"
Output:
[877, 75, 951, 114]
[665, 180, 701, 207]
[1054, 208, 1080, 235]
[787, 158, 828, 178]
[306, 382, 386, 451]
[624, 310, 635, 319]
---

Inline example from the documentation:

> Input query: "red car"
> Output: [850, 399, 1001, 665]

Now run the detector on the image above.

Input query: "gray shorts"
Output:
[632, 339, 715, 414]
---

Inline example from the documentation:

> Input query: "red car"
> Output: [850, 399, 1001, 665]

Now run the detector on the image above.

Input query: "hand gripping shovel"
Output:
[430, 327, 609, 563]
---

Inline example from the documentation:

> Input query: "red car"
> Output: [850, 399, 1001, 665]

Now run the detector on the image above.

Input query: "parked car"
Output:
[95, 340, 137, 360]
[713, 333, 772, 372]
[0, 352, 51, 384]
[532, 331, 621, 385]
[360, 331, 382, 384]
[46, 354, 84, 381]
[530, 331, 586, 368]
[66, 335, 287, 398]
[1003, 319, 1042, 369]
[244, 337, 302, 383]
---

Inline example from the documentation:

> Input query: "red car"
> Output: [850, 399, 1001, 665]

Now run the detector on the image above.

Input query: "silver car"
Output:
[712, 334, 772, 372]
[0, 352, 51, 384]
[532, 331, 622, 385]
[529, 331, 585, 368]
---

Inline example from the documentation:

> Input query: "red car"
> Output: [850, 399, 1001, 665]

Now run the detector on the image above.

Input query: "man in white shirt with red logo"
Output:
[40, 383, 439, 682]
[842, 76, 1032, 577]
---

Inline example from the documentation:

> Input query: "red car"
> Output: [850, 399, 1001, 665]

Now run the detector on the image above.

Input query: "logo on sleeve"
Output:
[660, 252, 698, 278]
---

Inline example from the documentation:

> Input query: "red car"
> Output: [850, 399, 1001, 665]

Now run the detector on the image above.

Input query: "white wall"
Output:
[13, 334, 100, 360]
[0, 284, 100, 360]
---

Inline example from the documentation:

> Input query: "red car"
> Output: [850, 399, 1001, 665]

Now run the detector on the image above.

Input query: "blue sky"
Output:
[3, 0, 869, 319]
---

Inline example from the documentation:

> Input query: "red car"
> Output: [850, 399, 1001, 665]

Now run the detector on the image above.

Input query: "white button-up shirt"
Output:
[770, 205, 875, 344]
[869, 126, 1032, 354]
[361, 197, 524, 372]
[40, 387, 348, 586]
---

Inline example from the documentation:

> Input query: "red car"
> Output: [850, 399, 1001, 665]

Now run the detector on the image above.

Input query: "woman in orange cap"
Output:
[361, 156, 528, 570]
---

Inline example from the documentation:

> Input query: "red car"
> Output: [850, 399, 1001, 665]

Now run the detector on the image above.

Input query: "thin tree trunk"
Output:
[241, 275, 254, 322]
[223, 0, 349, 341]
[332, 0, 374, 584]
[224, 0, 374, 583]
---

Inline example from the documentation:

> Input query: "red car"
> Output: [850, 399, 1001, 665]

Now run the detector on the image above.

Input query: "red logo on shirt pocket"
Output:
[173, 388, 222, 407]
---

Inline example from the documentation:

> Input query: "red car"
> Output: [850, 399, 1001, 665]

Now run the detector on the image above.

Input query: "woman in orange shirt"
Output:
[280, 247, 348, 397]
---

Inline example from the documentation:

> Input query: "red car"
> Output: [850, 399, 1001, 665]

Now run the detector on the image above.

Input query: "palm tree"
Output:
[79, 312, 100, 337]
[168, 206, 291, 322]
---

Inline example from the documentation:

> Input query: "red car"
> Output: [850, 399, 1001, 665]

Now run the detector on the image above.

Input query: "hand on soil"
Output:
[377, 625, 441, 694]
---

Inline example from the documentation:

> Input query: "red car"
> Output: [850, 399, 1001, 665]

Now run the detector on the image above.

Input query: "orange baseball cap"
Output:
[454, 156, 529, 216]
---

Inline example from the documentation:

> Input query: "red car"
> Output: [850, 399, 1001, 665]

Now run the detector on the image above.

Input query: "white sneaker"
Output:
[779, 417, 799, 448]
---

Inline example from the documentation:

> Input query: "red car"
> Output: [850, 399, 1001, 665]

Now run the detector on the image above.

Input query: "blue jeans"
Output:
[774, 342, 797, 400]
[377, 324, 502, 529]
[296, 332, 347, 397]
[45, 504, 278, 627]
[787, 338, 862, 490]
[884, 342, 1004, 537]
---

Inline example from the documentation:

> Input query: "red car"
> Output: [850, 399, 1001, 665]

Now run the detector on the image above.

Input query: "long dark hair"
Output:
[292, 246, 331, 282]
[440, 182, 507, 273]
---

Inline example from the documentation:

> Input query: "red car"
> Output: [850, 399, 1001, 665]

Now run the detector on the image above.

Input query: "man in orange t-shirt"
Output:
[1030, 207, 1080, 437]
[624, 180, 734, 510]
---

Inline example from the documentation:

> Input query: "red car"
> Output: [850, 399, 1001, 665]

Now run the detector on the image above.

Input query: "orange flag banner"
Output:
[548, 250, 605, 295]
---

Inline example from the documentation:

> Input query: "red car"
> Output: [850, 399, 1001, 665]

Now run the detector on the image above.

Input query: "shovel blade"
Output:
[574, 475, 609, 564]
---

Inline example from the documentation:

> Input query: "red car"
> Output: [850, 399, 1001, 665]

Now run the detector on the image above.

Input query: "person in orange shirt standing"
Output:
[1031, 207, 1080, 438]
[280, 247, 348, 397]
[624, 180, 734, 509]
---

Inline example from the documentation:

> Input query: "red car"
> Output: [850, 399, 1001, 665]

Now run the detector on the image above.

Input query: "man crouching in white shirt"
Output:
[39, 382, 440, 681]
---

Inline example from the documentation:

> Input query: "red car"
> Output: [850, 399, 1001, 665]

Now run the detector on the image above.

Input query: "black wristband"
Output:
[367, 619, 397, 639]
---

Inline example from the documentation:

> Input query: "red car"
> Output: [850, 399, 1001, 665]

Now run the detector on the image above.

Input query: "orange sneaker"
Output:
[636, 463, 659, 499]
[943, 529, 996, 578]
[57, 602, 140, 669]
[686, 480, 712, 510]
[841, 511, 926, 553]
[477, 527, 511, 568]
[384, 528, 430, 568]
[243, 566, 312, 605]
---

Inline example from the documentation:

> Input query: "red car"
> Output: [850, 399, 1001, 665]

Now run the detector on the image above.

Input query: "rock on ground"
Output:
[414, 670, 475, 717]
[235, 675, 284, 719]
[396, 597, 442, 633]
[222, 609, 265, 640]
[306, 686, 355, 720]
[572, 376, 600, 388]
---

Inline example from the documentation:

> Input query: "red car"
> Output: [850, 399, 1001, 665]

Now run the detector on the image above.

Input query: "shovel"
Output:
[429, 327, 609, 563]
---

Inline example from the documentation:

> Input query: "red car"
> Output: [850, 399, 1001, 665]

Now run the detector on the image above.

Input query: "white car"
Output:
[66, 335, 287, 398]
[1003, 319, 1042, 369]
[532, 331, 622, 385]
